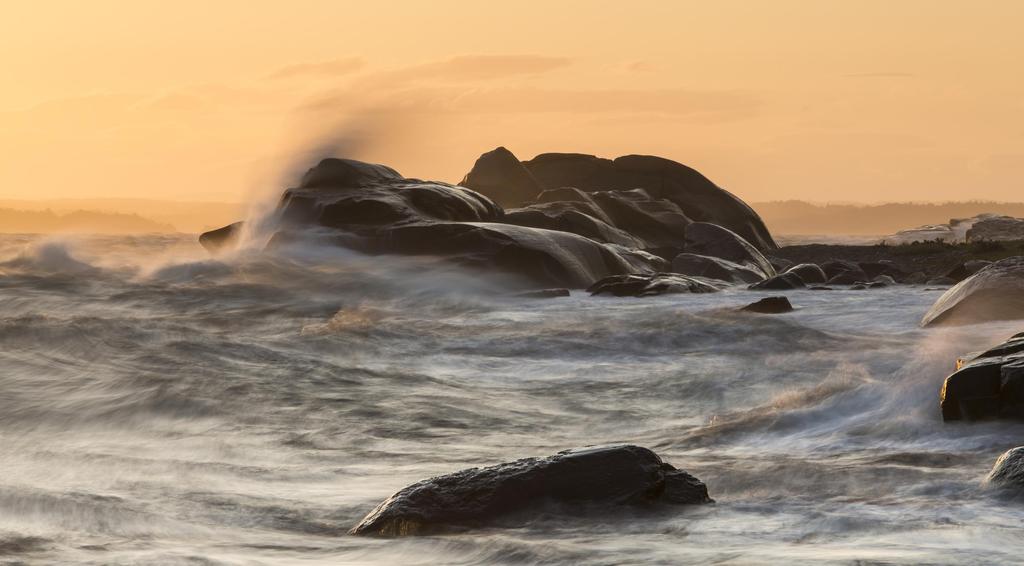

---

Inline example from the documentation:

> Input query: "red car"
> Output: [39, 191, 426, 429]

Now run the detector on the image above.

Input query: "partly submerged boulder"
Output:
[587, 273, 723, 297]
[349, 445, 712, 536]
[784, 263, 827, 285]
[671, 253, 764, 284]
[749, 272, 805, 291]
[198, 221, 243, 252]
[517, 152, 776, 251]
[740, 296, 794, 314]
[939, 332, 1024, 421]
[922, 257, 1024, 326]
[986, 447, 1024, 492]
[683, 222, 775, 279]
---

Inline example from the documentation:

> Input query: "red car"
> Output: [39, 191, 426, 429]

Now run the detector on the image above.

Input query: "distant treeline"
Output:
[0, 208, 176, 234]
[754, 200, 1024, 236]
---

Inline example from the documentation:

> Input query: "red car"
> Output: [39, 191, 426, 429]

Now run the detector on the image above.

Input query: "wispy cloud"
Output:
[268, 57, 365, 80]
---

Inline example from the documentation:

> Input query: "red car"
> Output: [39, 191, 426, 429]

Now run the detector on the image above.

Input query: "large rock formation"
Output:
[458, 146, 540, 208]
[683, 222, 775, 279]
[938, 332, 1024, 421]
[349, 445, 712, 536]
[967, 215, 1024, 242]
[921, 257, 1024, 326]
[671, 253, 764, 284]
[461, 149, 776, 251]
[587, 273, 724, 297]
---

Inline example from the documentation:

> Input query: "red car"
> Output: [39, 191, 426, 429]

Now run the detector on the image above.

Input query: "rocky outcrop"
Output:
[507, 152, 775, 251]
[740, 296, 793, 314]
[922, 257, 1024, 326]
[939, 332, 1024, 420]
[986, 447, 1024, 491]
[683, 223, 775, 279]
[458, 146, 541, 208]
[587, 273, 723, 297]
[349, 445, 712, 536]
[198, 221, 242, 252]
[671, 253, 764, 284]
[967, 216, 1024, 243]
[943, 260, 992, 283]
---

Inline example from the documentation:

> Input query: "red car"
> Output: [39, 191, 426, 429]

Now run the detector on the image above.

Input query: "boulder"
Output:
[520, 153, 776, 250]
[504, 204, 645, 248]
[943, 260, 993, 283]
[826, 270, 869, 286]
[925, 277, 957, 286]
[859, 260, 906, 281]
[671, 253, 764, 284]
[510, 288, 571, 299]
[201, 158, 665, 289]
[587, 273, 723, 297]
[784, 263, 827, 285]
[459, 146, 541, 208]
[349, 445, 712, 536]
[749, 272, 806, 290]
[986, 447, 1024, 491]
[683, 222, 775, 279]
[820, 259, 866, 281]
[740, 296, 793, 314]
[871, 275, 897, 287]
[967, 215, 1024, 242]
[922, 257, 1024, 326]
[939, 332, 1024, 420]
[767, 256, 795, 273]
[198, 221, 243, 252]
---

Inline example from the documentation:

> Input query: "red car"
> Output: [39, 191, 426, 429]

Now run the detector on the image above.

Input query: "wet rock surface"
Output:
[740, 296, 794, 314]
[939, 332, 1024, 421]
[986, 447, 1024, 492]
[922, 257, 1024, 326]
[587, 273, 723, 297]
[349, 445, 712, 537]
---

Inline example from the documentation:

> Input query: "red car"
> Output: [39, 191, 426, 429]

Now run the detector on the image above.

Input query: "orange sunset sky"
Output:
[2, 0, 1023, 205]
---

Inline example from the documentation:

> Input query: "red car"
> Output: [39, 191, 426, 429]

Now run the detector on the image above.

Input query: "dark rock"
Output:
[459, 147, 542, 208]
[683, 222, 775, 279]
[940, 333, 1024, 420]
[922, 257, 1024, 326]
[504, 203, 644, 248]
[826, 270, 869, 286]
[967, 215, 1024, 242]
[740, 296, 793, 314]
[904, 271, 928, 284]
[510, 288, 571, 299]
[986, 447, 1024, 491]
[943, 259, 993, 283]
[671, 253, 764, 284]
[349, 445, 712, 536]
[859, 260, 907, 281]
[784, 263, 827, 285]
[871, 275, 897, 287]
[925, 277, 957, 286]
[587, 273, 723, 297]
[809, 286, 834, 291]
[821, 259, 865, 280]
[850, 284, 868, 290]
[521, 153, 776, 250]
[749, 272, 806, 290]
[198, 221, 242, 252]
[767, 256, 794, 272]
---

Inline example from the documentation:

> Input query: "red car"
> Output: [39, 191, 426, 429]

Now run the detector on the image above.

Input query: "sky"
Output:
[2, 0, 1023, 205]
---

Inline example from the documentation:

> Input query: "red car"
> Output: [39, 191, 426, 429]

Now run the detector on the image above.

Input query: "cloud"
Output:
[268, 57, 365, 79]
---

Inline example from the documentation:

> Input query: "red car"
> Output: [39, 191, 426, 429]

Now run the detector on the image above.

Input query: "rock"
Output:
[850, 284, 868, 290]
[939, 332, 1024, 420]
[520, 152, 776, 250]
[749, 272, 806, 290]
[925, 277, 957, 286]
[784, 263, 827, 285]
[458, 147, 541, 208]
[986, 447, 1024, 491]
[198, 221, 243, 252]
[904, 271, 928, 284]
[826, 270, 868, 286]
[809, 286, 834, 291]
[671, 253, 764, 284]
[859, 260, 906, 281]
[821, 259, 865, 280]
[201, 158, 666, 289]
[740, 296, 793, 314]
[683, 222, 776, 279]
[943, 260, 993, 283]
[967, 215, 1024, 242]
[510, 288, 571, 299]
[504, 202, 645, 248]
[349, 445, 712, 536]
[767, 256, 794, 273]
[587, 273, 723, 297]
[871, 274, 897, 287]
[922, 257, 1024, 326]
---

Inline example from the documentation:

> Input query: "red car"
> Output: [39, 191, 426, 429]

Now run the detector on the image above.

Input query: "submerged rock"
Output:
[587, 273, 723, 297]
[749, 272, 805, 290]
[510, 288, 571, 299]
[198, 221, 243, 252]
[349, 445, 712, 536]
[740, 296, 793, 314]
[922, 257, 1024, 326]
[939, 332, 1024, 421]
[987, 447, 1024, 491]
[784, 263, 827, 285]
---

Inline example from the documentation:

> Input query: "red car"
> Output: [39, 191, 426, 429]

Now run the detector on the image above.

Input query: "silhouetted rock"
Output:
[939, 332, 1024, 420]
[784, 263, 827, 284]
[198, 221, 242, 252]
[683, 222, 775, 279]
[519, 153, 776, 250]
[460, 147, 541, 208]
[821, 259, 866, 281]
[587, 273, 722, 297]
[349, 445, 712, 536]
[967, 216, 1024, 242]
[925, 277, 957, 286]
[740, 296, 793, 314]
[671, 253, 764, 284]
[859, 260, 906, 281]
[510, 288, 571, 299]
[986, 447, 1024, 492]
[767, 256, 795, 273]
[943, 260, 992, 283]
[749, 272, 805, 290]
[922, 257, 1024, 326]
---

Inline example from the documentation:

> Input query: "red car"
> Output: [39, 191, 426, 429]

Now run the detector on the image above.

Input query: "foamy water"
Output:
[1, 234, 1023, 565]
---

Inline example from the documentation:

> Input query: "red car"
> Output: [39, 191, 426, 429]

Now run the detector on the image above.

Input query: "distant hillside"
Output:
[0, 198, 244, 233]
[0, 208, 176, 234]
[754, 200, 1024, 236]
